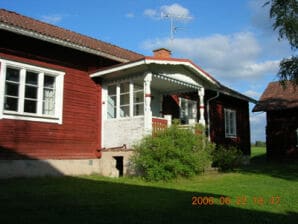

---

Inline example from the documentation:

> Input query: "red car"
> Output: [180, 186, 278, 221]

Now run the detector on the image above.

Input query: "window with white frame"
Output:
[107, 85, 116, 119]
[179, 97, 197, 124]
[120, 82, 130, 117]
[224, 108, 237, 138]
[133, 84, 144, 116]
[0, 59, 64, 124]
[107, 81, 144, 119]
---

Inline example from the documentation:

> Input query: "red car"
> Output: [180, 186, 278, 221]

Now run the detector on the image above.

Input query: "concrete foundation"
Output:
[0, 150, 135, 178]
[0, 159, 101, 178]
[98, 150, 134, 177]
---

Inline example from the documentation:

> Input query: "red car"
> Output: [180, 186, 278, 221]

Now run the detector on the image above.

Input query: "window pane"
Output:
[134, 84, 143, 91]
[24, 100, 37, 113]
[108, 85, 116, 95]
[134, 104, 144, 116]
[107, 95, 116, 119]
[134, 91, 143, 103]
[120, 94, 129, 105]
[120, 82, 129, 93]
[43, 89, 55, 115]
[5, 83, 19, 96]
[44, 75, 55, 88]
[25, 86, 38, 99]
[6, 68, 20, 82]
[120, 105, 129, 117]
[4, 97, 18, 111]
[26, 71, 38, 85]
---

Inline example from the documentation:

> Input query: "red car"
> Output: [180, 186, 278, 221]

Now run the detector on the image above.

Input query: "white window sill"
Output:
[2, 111, 62, 124]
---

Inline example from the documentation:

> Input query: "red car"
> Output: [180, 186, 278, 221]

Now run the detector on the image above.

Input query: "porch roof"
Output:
[90, 57, 256, 103]
[90, 57, 220, 87]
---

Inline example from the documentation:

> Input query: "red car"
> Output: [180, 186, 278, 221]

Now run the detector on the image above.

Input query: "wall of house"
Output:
[266, 109, 298, 160]
[0, 31, 118, 160]
[206, 91, 251, 155]
[103, 116, 145, 148]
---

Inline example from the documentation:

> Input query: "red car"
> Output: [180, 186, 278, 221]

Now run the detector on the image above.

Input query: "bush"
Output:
[212, 145, 243, 171]
[131, 122, 215, 181]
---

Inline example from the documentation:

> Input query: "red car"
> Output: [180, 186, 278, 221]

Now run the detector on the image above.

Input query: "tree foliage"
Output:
[265, 0, 298, 86]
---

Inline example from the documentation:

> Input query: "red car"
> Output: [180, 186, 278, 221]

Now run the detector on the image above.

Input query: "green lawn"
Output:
[0, 147, 297, 224]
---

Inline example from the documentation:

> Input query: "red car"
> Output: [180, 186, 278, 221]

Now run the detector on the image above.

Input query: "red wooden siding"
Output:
[206, 90, 251, 155]
[0, 35, 107, 159]
[266, 109, 298, 160]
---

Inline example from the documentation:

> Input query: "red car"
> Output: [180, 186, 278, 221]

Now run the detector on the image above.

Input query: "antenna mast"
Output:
[162, 13, 190, 41]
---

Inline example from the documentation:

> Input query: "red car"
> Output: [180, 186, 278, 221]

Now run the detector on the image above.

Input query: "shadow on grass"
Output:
[238, 151, 298, 181]
[0, 176, 297, 224]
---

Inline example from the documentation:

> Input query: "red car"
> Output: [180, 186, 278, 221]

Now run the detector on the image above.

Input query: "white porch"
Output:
[91, 56, 219, 149]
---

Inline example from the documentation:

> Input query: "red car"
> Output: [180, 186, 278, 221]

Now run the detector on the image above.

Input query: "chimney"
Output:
[153, 48, 171, 59]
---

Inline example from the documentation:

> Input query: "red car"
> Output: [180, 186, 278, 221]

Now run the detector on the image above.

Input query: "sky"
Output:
[0, 0, 294, 142]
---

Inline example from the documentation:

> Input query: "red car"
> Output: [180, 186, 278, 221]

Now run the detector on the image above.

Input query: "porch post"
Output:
[144, 72, 152, 134]
[198, 87, 206, 126]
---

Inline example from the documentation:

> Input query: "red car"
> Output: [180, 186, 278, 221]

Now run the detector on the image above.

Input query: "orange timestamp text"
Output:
[192, 196, 280, 206]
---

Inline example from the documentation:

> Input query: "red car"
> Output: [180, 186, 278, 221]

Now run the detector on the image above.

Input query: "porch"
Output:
[91, 50, 219, 149]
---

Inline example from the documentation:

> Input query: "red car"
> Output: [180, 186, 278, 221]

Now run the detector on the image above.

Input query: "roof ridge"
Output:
[0, 8, 143, 61]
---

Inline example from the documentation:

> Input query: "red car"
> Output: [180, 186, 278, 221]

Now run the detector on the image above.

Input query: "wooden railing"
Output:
[152, 117, 168, 136]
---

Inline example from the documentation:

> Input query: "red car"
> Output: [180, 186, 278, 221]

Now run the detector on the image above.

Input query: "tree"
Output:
[265, 0, 298, 86]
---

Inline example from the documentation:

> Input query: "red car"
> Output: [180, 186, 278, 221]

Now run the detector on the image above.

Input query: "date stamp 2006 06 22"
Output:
[192, 196, 280, 206]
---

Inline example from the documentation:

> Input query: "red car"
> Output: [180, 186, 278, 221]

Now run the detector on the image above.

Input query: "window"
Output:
[107, 85, 116, 118]
[224, 108, 237, 138]
[133, 84, 144, 116]
[0, 59, 64, 124]
[179, 98, 197, 124]
[120, 82, 129, 117]
[107, 81, 144, 119]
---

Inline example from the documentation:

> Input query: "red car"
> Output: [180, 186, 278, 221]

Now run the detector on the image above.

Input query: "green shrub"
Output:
[131, 122, 215, 181]
[212, 145, 243, 171]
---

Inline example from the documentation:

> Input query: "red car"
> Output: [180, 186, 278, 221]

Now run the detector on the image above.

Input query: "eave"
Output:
[0, 22, 129, 63]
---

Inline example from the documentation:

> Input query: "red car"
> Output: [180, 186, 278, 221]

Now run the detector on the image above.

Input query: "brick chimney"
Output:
[153, 48, 171, 59]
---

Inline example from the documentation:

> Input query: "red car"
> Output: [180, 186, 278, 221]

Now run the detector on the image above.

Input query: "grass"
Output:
[0, 147, 297, 224]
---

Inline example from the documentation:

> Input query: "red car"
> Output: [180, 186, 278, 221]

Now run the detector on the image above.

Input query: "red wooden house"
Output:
[253, 82, 298, 160]
[0, 9, 255, 177]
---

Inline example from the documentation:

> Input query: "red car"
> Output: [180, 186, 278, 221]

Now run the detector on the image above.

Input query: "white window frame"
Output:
[106, 81, 144, 119]
[224, 108, 237, 138]
[0, 59, 65, 124]
[179, 97, 197, 124]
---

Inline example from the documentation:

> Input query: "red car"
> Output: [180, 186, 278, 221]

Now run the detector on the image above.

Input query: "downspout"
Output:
[206, 91, 220, 141]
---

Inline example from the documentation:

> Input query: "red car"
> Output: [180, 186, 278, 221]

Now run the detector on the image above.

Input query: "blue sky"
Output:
[0, 0, 293, 142]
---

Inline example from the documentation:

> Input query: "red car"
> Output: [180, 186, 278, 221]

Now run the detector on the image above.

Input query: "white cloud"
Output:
[160, 3, 192, 20]
[144, 9, 159, 19]
[142, 32, 279, 82]
[125, 12, 135, 18]
[41, 14, 63, 24]
[144, 3, 192, 21]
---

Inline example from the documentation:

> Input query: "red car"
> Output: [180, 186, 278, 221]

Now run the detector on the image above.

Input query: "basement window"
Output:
[224, 108, 237, 138]
[0, 59, 65, 124]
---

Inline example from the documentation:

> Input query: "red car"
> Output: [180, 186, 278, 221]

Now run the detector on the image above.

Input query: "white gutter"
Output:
[0, 23, 129, 63]
[206, 91, 220, 141]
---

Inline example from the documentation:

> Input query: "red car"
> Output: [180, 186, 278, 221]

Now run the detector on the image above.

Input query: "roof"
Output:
[253, 81, 298, 112]
[91, 57, 256, 103]
[0, 9, 143, 62]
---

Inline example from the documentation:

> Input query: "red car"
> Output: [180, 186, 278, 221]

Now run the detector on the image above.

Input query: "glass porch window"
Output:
[133, 84, 144, 116]
[107, 82, 144, 119]
[120, 82, 129, 117]
[107, 85, 117, 119]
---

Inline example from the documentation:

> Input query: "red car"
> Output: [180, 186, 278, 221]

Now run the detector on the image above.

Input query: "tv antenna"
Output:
[161, 13, 191, 41]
